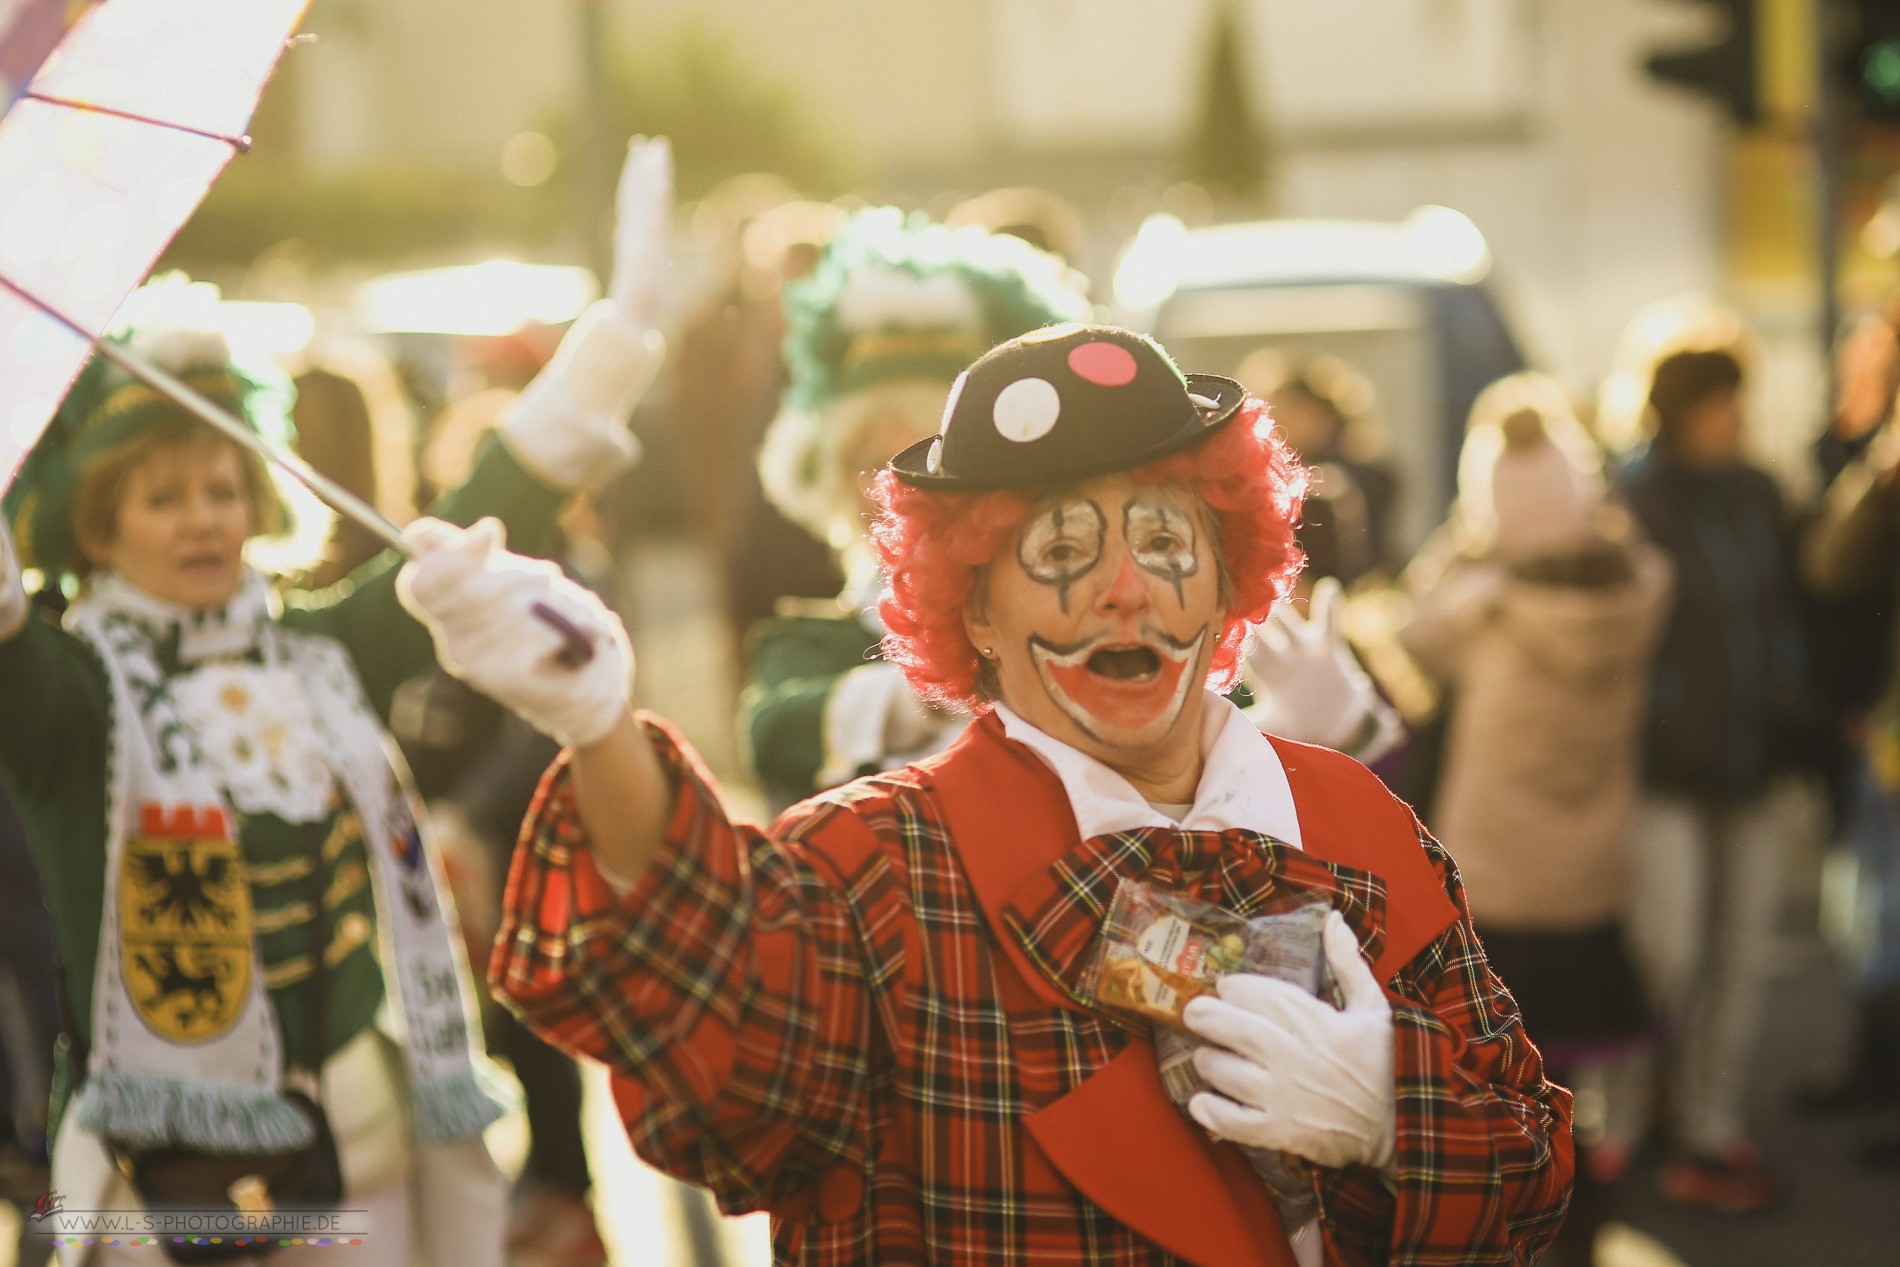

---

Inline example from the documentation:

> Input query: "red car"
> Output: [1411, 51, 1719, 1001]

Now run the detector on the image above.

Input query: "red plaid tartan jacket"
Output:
[492, 712, 1573, 1265]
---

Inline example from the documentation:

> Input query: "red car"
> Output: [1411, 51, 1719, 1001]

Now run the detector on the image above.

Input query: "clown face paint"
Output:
[1125, 490, 1199, 606]
[1030, 626, 1207, 735]
[1016, 496, 1105, 612]
[969, 473, 1225, 770]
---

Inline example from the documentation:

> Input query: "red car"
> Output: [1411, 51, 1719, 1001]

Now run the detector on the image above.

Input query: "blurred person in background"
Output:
[0, 784, 58, 1267]
[1799, 304, 1900, 834]
[738, 208, 1091, 809]
[1402, 373, 1670, 1261]
[1606, 344, 1818, 1214]
[1238, 350, 1398, 582]
[391, 389, 602, 1267]
[397, 322, 1574, 1266]
[664, 191, 847, 661]
[1797, 298, 1900, 1170]
[0, 137, 666, 1267]
[1232, 351, 1410, 789]
[1816, 300, 1900, 484]
[291, 351, 419, 590]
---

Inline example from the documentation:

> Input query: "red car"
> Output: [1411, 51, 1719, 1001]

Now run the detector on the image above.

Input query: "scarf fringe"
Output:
[75, 1074, 318, 1151]
[410, 1064, 516, 1147]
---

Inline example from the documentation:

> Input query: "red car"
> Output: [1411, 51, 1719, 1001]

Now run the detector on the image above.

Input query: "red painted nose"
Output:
[1101, 553, 1150, 613]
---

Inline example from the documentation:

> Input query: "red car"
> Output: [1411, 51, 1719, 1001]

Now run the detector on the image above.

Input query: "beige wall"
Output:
[612, 0, 991, 165]
[292, 0, 577, 172]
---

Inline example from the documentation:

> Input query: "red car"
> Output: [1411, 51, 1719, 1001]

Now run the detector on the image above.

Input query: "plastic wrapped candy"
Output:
[1083, 881, 1250, 1026]
[1081, 877, 1334, 1232]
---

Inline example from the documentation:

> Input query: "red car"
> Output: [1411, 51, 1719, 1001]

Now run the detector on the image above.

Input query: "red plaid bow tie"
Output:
[1000, 825, 1389, 1013]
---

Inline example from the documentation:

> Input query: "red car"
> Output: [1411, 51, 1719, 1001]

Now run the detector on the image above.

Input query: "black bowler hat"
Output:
[887, 323, 1247, 490]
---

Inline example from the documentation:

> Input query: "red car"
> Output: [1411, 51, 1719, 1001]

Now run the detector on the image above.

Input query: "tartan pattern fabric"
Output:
[491, 716, 1571, 1265]
[1001, 825, 1391, 1010]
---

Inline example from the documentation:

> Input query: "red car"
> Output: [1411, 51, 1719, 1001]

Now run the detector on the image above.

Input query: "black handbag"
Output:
[109, 823, 345, 1263]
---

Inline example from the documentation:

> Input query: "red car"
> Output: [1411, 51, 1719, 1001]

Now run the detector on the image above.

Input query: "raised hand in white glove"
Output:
[1244, 577, 1399, 761]
[396, 517, 632, 748]
[608, 135, 672, 329]
[1181, 910, 1397, 1173]
[503, 136, 672, 489]
[0, 518, 27, 642]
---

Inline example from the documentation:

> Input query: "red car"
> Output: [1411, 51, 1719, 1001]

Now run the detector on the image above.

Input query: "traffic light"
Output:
[1846, 0, 1900, 122]
[1644, 0, 1761, 125]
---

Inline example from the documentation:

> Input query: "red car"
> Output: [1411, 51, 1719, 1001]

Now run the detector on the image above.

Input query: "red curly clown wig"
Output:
[871, 395, 1308, 710]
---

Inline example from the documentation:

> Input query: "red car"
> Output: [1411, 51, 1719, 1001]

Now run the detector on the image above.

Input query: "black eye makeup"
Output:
[1124, 493, 1199, 603]
[1017, 497, 1105, 612]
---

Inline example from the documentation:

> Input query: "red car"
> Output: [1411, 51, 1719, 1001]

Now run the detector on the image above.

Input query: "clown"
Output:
[743, 214, 1397, 808]
[398, 325, 1574, 1265]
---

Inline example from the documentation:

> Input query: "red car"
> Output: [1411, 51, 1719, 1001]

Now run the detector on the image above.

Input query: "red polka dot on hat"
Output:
[1068, 340, 1138, 387]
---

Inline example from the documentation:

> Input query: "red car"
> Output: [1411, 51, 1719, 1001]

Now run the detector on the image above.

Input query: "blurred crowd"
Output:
[3, 161, 1900, 1267]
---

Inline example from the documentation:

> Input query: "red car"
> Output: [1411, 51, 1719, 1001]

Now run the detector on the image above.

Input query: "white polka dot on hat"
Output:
[992, 376, 1061, 443]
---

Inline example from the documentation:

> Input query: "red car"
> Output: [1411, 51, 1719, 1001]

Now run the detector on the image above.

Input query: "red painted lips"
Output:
[1032, 631, 1204, 733]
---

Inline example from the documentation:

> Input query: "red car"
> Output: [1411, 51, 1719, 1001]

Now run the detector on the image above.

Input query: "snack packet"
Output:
[1082, 878, 1334, 1230]
[1083, 882, 1250, 1026]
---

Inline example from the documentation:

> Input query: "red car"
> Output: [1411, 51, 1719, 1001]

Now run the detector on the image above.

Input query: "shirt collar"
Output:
[993, 691, 1304, 848]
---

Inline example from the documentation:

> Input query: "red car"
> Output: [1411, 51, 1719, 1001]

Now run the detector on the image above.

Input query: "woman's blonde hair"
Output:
[70, 417, 286, 578]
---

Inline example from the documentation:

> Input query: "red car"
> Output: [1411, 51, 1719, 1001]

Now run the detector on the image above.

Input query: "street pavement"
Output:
[1610, 934, 1898, 1267]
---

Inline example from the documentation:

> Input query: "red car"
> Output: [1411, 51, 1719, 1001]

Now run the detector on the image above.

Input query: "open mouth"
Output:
[1086, 645, 1162, 681]
[1031, 630, 1205, 734]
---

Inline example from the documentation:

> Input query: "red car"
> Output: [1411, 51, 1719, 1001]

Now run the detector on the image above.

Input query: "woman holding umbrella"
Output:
[399, 324, 1574, 1265]
[0, 141, 672, 1267]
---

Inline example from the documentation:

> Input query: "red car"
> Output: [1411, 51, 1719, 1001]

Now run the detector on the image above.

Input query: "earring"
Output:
[981, 646, 995, 659]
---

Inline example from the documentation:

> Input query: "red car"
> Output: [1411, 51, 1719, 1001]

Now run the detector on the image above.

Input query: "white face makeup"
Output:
[969, 473, 1225, 770]
[1123, 490, 1200, 605]
[1015, 496, 1105, 611]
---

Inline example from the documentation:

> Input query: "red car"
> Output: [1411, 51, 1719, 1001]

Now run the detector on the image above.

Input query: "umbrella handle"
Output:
[89, 339, 597, 666]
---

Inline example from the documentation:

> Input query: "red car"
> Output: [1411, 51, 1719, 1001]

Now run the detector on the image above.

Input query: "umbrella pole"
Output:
[90, 337, 409, 554]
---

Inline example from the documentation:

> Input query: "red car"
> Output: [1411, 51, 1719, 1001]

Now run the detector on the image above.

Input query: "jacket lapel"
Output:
[1023, 1038, 1297, 1267]
[1265, 735, 1459, 978]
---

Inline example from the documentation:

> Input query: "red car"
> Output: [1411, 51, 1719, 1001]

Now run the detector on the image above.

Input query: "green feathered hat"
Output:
[3, 279, 299, 584]
[760, 208, 1092, 544]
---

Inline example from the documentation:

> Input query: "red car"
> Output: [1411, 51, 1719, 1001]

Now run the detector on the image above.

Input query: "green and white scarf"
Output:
[66, 570, 511, 1151]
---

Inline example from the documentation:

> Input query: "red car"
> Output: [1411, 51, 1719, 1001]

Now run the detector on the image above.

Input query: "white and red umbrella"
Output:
[0, 0, 334, 506]
[0, 0, 593, 661]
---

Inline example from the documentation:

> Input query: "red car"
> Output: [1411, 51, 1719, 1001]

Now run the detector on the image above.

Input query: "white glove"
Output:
[501, 136, 672, 489]
[608, 135, 672, 330]
[0, 518, 26, 641]
[1182, 910, 1397, 1172]
[396, 517, 633, 748]
[818, 662, 960, 788]
[1244, 578, 1399, 761]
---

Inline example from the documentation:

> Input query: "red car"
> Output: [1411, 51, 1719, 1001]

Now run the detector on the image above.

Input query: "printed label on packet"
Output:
[1136, 914, 1201, 978]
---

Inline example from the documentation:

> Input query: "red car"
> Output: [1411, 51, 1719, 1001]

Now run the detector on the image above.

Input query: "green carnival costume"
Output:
[741, 210, 1089, 807]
